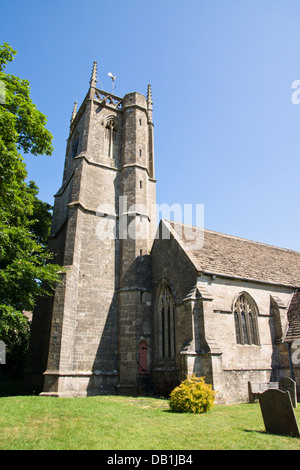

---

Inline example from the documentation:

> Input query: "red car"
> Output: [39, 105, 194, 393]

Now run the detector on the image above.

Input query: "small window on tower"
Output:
[71, 135, 79, 158]
[140, 181, 142, 188]
[105, 119, 117, 158]
[139, 119, 142, 126]
[139, 149, 142, 157]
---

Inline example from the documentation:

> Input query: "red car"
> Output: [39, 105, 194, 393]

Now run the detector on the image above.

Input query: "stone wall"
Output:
[27, 83, 156, 397]
[150, 221, 295, 402]
[151, 222, 198, 394]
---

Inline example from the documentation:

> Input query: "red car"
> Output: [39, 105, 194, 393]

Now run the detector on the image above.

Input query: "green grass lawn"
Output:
[0, 394, 300, 450]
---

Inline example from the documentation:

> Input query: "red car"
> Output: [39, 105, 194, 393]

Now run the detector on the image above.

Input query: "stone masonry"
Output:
[26, 63, 156, 396]
[26, 63, 300, 402]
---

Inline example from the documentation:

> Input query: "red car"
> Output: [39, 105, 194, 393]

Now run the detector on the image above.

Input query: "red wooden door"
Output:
[138, 341, 148, 374]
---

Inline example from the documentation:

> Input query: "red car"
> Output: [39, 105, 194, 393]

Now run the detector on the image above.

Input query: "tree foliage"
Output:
[0, 43, 61, 373]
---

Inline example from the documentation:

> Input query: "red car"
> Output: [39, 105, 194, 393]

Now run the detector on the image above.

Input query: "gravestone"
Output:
[259, 389, 300, 437]
[279, 377, 297, 408]
[0, 340, 5, 364]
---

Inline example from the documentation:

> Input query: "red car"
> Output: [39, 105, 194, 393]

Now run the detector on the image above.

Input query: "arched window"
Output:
[158, 284, 175, 358]
[233, 293, 260, 345]
[105, 119, 117, 158]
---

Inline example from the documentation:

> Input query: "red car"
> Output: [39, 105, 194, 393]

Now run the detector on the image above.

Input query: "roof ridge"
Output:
[167, 220, 300, 255]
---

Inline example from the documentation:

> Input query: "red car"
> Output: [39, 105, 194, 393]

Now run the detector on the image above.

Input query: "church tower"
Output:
[27, 63, 156, 396]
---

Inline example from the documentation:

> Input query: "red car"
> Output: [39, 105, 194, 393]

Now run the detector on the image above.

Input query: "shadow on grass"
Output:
[243, 429, 300, 438]
[243, 429, 266, 435]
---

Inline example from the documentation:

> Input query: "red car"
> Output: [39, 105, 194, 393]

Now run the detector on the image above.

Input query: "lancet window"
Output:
[158, 285, 175, 358]
[71, 131, 79, 158]
[105, 119, 117, 159]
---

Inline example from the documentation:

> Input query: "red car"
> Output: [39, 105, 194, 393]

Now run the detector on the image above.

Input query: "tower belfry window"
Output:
[105, 119, 117, 158]
[71, 133, 79, 158]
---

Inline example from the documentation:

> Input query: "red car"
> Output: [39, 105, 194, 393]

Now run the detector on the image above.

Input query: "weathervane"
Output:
[108, 72, 116, 93]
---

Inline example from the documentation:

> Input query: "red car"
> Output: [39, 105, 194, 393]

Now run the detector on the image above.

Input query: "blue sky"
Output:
[1, 0, 300, 251]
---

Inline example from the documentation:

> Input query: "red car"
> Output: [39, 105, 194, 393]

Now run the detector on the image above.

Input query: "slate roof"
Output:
[284, 289, 300, 342]
[167, 221, 300, 288]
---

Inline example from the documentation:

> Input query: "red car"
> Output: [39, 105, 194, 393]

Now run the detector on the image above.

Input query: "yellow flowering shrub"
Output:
[169, 374, 215, 414]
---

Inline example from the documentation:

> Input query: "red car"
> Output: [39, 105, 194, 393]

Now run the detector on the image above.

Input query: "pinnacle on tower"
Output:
[147, 84, 153, 123]
[90, 61, 98, 87]
[70, 100, 77, 124]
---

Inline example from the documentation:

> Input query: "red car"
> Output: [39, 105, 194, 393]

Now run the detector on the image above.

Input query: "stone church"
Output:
[26, 63, 300, 403]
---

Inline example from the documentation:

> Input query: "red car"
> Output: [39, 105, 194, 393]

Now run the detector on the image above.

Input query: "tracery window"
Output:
[158, 285, 175, 358]
[233, 293, 260, 345]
